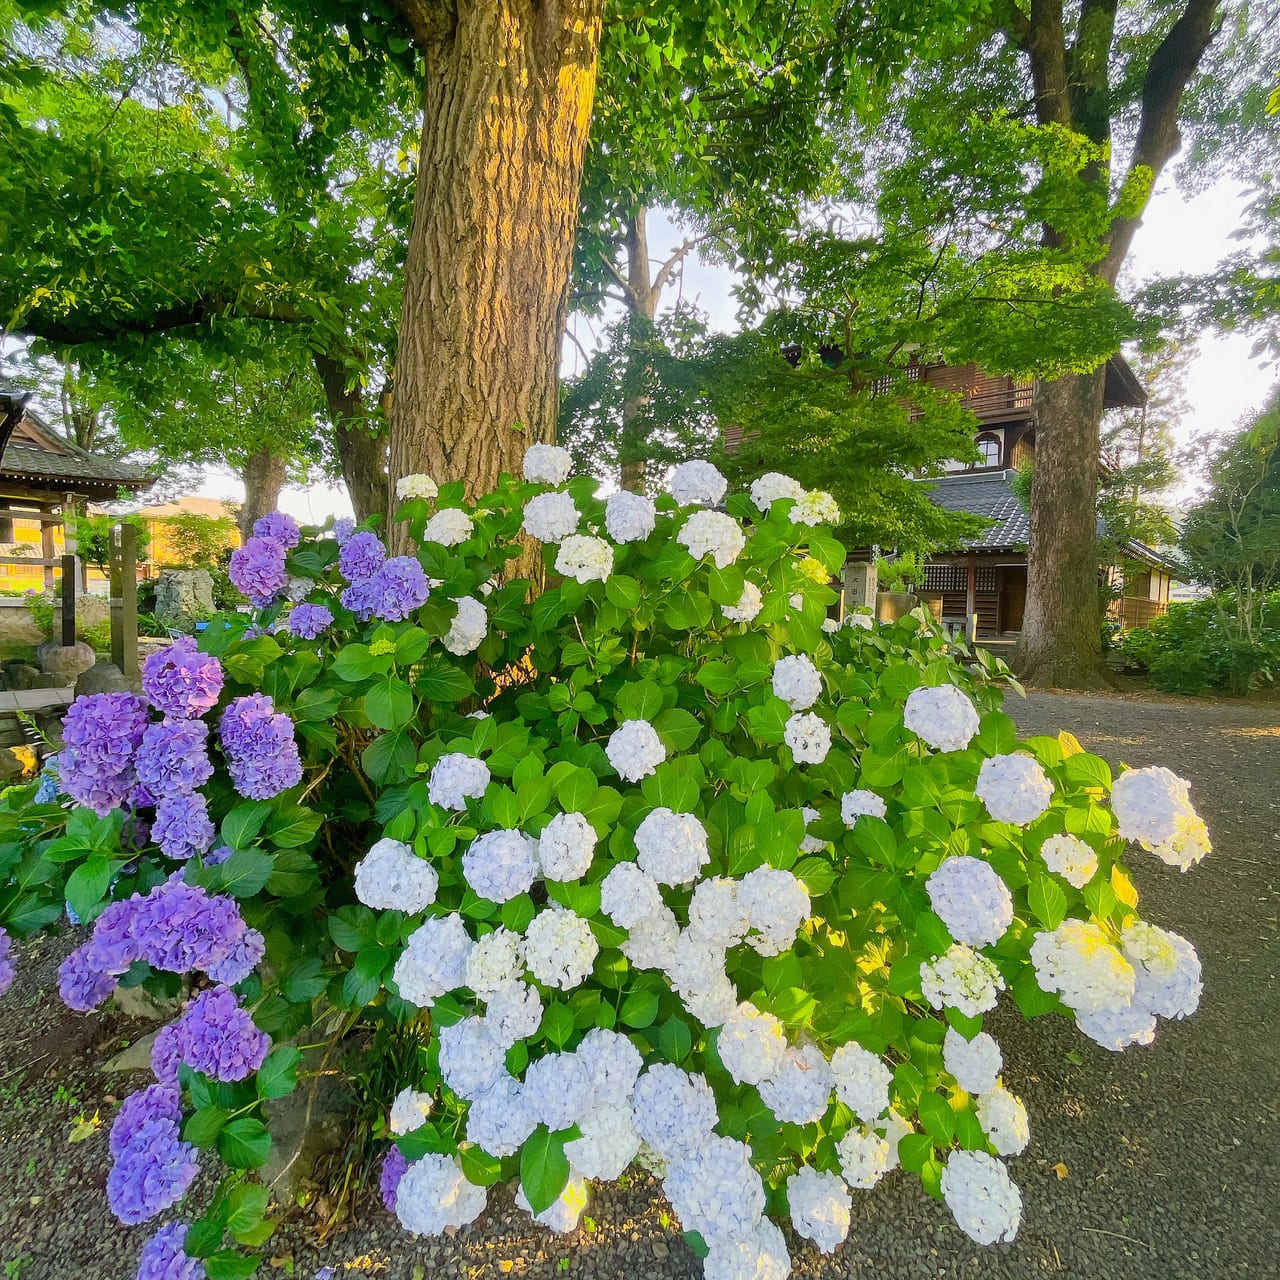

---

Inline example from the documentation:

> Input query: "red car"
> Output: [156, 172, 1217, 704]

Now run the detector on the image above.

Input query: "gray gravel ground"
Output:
[1, 690, 1276, 1280]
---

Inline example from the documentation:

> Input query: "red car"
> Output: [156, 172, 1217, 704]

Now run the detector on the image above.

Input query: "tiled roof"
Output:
[0, 440, 153, 487]
[919, 471, 1029, 550]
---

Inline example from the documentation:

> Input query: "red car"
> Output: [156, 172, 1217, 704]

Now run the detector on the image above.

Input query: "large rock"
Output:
[154, 569, 215, 631]
[74, 660, 133, 698]
[37, 641, 96, 684]
[76, 593, 110, 632]
[260, 1044, 355, 1201]
[0, 747, 25, 782]
[0, 660, 43, 691]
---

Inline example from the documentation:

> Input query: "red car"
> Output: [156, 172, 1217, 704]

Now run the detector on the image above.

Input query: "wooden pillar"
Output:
[965, 554, 977, 642]
[60, 554, 76, 647]
[110, 522, 139, 680]
[40, 509, 56, 590]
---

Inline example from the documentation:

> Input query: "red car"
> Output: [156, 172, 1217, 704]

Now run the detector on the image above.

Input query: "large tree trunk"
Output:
[619, 206, 660, 493]
[1014, 370, 1115, 688]
[387, 2, 605, 511]
[238, 449, 288, 543]
[313, 349, 388, 525]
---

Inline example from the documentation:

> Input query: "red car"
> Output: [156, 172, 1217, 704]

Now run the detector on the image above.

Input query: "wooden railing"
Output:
[1111, 597, 1169, 629]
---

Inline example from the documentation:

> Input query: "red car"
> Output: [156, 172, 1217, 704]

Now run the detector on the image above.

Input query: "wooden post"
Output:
[40, 511, 56, 591]
[110, 522, 139, 679]
[60, 554, 77, 646]
[965, 554, 978, 642]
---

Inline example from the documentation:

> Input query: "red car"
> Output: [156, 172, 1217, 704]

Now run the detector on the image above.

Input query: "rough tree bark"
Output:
[312, 349, 388, 525]
[619, 208, 659, 493]
[237, 449, 288, 542]
[387, 1, 606, 510]
[1008, 0, 1220, 687]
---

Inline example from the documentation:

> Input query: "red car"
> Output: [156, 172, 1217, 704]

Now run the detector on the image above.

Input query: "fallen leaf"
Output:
[68, 1112, 101, 1143]
[1053, 1162, 1069, 1180]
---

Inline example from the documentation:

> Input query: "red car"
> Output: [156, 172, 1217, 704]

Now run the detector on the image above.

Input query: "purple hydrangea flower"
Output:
[60, 691, 150, 816]
[137, 1222, 206, 1280]
[83, 896, 143, 974]
[136, 720, 213, 798]
[252, 511, 301, 549]
[380, 1146, 409, 1213]
[204, 844, 234, 867]
[219, 694, 303, 800]
[341, 577, 379, 622]
[339, 531, 387, 582]
[142, 639, 224, 719]
[286, 602, 334, 639]
[0, 927, 13, 998]
[151, 986, 271, 1086]
[229, 535, 289, 607]
[110, 1084, 183, 1160]
[153, 793, 216, 861]
[106, 1116, 200, 1225]
[370, 557, 431, 622]
[206, 926, 266, 986]
[58, 943, 121, 1011]
[332, 517, 356, 545]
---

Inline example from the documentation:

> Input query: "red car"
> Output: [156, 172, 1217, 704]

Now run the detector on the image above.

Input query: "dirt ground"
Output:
[0, 689, 1276, 1280]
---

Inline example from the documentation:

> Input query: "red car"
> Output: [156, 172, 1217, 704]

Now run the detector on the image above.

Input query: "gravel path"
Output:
[1, 691, 1276, 1280]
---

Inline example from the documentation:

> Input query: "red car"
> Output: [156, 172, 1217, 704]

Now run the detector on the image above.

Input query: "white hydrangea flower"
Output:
[758, 1042, 833, 1125]
[664, 1136, 765, 1244]
[721, 581, 764, 623]
[943, 1027, 1003, 1095]
[524, 906, 598, 991]
[437, 1016, 506, 1101]
[484, 979, 543, 1047]
[789, 592, 805, 610]
[772, 654, 822, 710]
[975, 753, 1054, 826]
[284, 574, 315, 603]
[738, 866, 810, 956]
[443, 596, 488, 655]
[877, 1109, 913, 1172]
[941, 1150, 1022, 1245]
[393, 913, 474, 1008]
[354, 838, 439, 914]
[396, 473, 439, 502]
[605, 718, 667, 782]
[465, 1073, 537, 1156]
[669, 459, 727, 507]
[786, 1165, 851, 1254]
[422, 507, 474, 547]
[464, 927, 525, 998]
[687, 878, 748, 948]
[516, 1170, 589, 1234]
[841, 787, 887, 826]
[750, 472, 805, 512]
[599, 861, 665, 929]
[1040, 832, 1099, 889]
[537, 812, 596, 881]
[462, 829, 538, 903]
[523, 1050, 591, 1132]
[703, 1219, 790, 1280]
[1074, 1004, 1158, 1051]
[903, 684, 980, 753]
[564, 1103, 641, 1181]
[428, 753, 491, 810]
[620, 906, 680, 971]
[830, 1042, 892, 1123]
[920, 944, 1006, 1017]
[822, 617, 840, 634]
[1030, 919, 1135, 1015]
[522, 443, 573, 485]
[634, 807, 710, 885]
[926, 856, 1014, 949]
[1111, 765, 1211, 870]
[799, 807, 827, 854]
[836, 1125, 892, 1190]
[575, 1027, 643, 1108]
[555, 533, 614, 584]
[389, 1087, 434, 1136]
[631, 1064, 719, 1159]
[522, 490, 579, 543]
[677, 509, 746, 568]
[793, 490, 840, 526]
[718, 1003, 787, 1086]
[976, 1084, 1030, 1156]
[605, 489, 657, 543]
[1120, 920, 1202, 1019]
[679, 967, 739, 1029]
[845, 612, 874, 630]
[396, 1154, 487, 1236]
[665, 930, 727, 997]
[784, 712, 831, 765]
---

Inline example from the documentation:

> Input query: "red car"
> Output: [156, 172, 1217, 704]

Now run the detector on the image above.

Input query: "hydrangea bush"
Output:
[0, 455, 1211, 1279]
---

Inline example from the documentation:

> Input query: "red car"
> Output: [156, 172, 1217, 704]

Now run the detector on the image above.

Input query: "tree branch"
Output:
[652, 234, 712, 298]
[598, 252, 639, 309]
[393, 0, 456, 48]
[15, 296, 308, 346]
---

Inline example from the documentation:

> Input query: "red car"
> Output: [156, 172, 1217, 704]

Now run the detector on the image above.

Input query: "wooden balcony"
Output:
[908, 364, 1036, 424]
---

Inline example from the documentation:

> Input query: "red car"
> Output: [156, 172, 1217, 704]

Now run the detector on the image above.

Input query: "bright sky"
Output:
[196, 174, 1276, 522]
